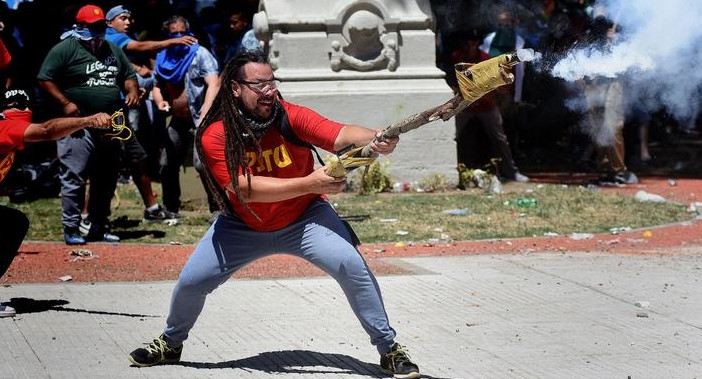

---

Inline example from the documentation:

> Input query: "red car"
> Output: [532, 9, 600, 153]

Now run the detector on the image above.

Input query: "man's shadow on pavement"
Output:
[178, 349, 451, 378]
[2, 297, 159, 318]
[111, 216, 166, 241]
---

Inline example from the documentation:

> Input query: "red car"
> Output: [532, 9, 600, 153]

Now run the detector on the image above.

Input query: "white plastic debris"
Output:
[543, 232, 559, 237]
[396, 230, 409, 236]
[488, 176, 503, 194]
[688, 202, 702, 213]
[634, 300, 650, 308]
[442, 209, 469, 216]
[59, 275, 73, 282]
[569, 233, 594, 240]
[379, 218, 398, 223]
[609, 226, 632, 235]
[634, 190, 666, 203]
[69, 249, 98, 262]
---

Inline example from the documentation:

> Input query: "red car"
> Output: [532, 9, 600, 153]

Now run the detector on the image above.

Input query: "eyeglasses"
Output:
[236, 79, 280, 94]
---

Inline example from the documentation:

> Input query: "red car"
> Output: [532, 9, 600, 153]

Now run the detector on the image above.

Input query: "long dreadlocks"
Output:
[195, 50, 271, 218]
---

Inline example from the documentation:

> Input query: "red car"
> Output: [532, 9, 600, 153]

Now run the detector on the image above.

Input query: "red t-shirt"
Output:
[201, 100, 344, 231]
[0, 118, 30, 184]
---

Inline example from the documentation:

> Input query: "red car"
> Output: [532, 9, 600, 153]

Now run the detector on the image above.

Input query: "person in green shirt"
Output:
[37, 4, 139, 245]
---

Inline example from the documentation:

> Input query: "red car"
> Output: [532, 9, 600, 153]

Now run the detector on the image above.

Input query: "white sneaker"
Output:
[514, 172, 530, 182]
[0, 304, 16, 318]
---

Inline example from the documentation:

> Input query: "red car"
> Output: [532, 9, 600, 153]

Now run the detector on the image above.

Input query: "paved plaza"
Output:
[2, 250, 702, 379]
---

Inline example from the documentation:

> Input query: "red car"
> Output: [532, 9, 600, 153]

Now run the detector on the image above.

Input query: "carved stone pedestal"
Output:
[254, 0, 457, 183]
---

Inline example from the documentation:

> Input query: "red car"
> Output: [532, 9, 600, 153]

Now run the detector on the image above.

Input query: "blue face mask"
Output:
[167, 31, 195, 55]
[168, 31, 194, 39]
[60, 26, 104, 41]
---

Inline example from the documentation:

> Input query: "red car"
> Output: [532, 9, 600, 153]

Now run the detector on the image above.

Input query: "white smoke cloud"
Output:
[551, 0, 702, 121]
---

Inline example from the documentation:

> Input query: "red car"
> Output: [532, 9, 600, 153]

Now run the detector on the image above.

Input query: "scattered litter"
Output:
[510, 197, 538, 208]
[636, 312, 649, 318]
[668, 179, 677, 186]
[609, 226, 632, 235]
[59, 275, 73, 282]
[634, 300, 650, 308]
[569, 233, 594, 240]
[396, 230, 409, 236]
[687, 202, 702, 213]
[433, 227, 444, 232]
[642, 230, 653, 239]
[439, 233, 451, 241]
[602, 239, 620, 245]
[626, 238, 648, 243]
[426, 238, 439, 243]
[372, 248, 385, 253]
[69, 249, 98, 262]
[392, 181, 412, 193]
[169, 241, 183, 245]
[585, 184, 599, 191]
[634, 190, 666, 203]
[393, 242, 405, 248]
[379, 218, 398, 223]
[536, 184, 545, 189]
[164, 219, 179, 226]
[543, 232, 559, 237]
[524, 189, 534, 193]
[442, 209, 469, 216]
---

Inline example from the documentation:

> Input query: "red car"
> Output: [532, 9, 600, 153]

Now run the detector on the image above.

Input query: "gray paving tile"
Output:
[1, 251, 702, 378]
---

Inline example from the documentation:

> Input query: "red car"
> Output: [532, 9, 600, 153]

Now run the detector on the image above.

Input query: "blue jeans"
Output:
[163, 200, 397, 354]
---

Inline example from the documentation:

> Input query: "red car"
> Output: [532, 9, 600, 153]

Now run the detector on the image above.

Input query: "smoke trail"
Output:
[551, 0, 702, 122]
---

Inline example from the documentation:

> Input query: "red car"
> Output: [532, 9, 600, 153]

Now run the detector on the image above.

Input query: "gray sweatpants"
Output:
[163, 199, 397, 354]
[56, 129, 121, 231]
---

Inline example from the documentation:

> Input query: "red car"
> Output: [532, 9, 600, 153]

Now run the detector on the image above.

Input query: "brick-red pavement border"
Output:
[5, 176, 701, 284]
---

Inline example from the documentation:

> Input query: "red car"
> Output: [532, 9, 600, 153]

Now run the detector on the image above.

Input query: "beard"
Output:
[239, 100, 281, 139]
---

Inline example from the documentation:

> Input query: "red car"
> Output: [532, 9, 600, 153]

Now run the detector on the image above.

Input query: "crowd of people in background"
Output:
[0, 0, 262, 245]
[436, 0, 700, 184]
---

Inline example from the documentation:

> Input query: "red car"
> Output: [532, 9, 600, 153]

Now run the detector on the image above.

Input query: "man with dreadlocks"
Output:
[127, 50, 421, 379]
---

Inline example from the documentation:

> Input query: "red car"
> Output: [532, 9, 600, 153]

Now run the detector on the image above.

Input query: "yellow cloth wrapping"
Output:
[455, 54, 516, 103]
[324, 146, 376, 178]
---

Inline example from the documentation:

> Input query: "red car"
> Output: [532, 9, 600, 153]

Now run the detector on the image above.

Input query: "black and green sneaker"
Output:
[128, 334, 182, 367]
[380, 342, 420, 379]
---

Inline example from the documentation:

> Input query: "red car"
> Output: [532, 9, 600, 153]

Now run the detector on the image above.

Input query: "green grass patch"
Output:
[1, 182, 692, 245]
[330, 184, 691, 243]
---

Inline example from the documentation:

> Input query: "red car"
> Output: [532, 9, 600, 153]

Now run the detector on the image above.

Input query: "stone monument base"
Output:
[282, 78, 457, 184]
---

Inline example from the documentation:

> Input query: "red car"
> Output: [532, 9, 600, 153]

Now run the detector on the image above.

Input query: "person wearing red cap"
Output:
[0, 86, 112, 317]
[37, 4, 139, 245]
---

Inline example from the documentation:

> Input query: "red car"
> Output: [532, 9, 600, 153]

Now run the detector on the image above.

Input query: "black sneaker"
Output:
[143, 205, 168, 223]
[613, 171, 639, 184]
[128, 334, 182, 367]
[380, 342, 420, 379]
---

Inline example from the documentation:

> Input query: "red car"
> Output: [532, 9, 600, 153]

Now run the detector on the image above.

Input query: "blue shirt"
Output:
[105, 27, 132, 50]
[104, 27, 155, 91]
